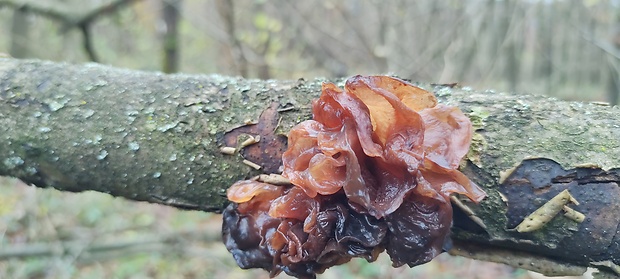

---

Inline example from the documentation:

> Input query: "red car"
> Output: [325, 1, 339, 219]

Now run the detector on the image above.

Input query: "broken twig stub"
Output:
[499, 158, 620, 265]
[515, 189, 582, 232]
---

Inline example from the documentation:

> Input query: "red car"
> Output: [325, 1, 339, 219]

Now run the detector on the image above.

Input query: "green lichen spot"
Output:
[467, 132, 487, 167]
[144, 120, 157, 132]
[469, 106, 490, 130]
[208, 123, 218, 135]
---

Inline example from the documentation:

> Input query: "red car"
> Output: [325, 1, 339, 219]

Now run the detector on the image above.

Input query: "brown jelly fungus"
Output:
[222, 75, 486, 278]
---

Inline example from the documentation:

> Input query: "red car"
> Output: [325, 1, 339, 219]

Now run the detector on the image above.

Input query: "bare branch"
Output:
[0, 0, 142, 62]
[79, 25, 99, 62]
[1, 58, 620, 277]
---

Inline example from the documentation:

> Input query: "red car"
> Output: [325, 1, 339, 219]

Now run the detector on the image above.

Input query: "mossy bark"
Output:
[0, 58, 316, 212]
[1, 58, 619, 276]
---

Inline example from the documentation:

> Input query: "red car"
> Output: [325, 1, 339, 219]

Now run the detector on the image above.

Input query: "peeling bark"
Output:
[1, 58, 620, 277]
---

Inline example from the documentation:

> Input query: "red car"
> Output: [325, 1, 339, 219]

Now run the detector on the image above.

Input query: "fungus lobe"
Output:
[222, 75, 486, 278]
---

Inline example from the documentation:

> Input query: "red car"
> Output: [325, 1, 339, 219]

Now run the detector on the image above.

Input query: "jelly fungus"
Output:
[222, 75, 486, 278]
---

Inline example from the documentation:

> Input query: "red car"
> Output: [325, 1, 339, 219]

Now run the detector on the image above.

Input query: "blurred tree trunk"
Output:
[503, 0, 520, 92]
[572, 4, 588, 89]
[607, 63, 619, 105]
[557, 3, 571, 86]
[607, 9, 620, 105]
[540, 2, 555, 94]
[216, 0, 248, 77]
[253, 2, 271, 80]
[587, 9, 603, 86]
[9, 6, 30, 58]
[0, 58, 619, 277]
[456, 1, 487, 81]
[373, 1, 389, 73]
[161, 0, 181, 74]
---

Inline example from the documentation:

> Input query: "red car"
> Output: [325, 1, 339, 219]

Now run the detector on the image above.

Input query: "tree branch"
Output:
[79, 24, 99, 62]
[0, 230, 219, 261]
[78, 0, 139, 26]
[161, 0, 181, 74]
[0, 0, 139, 26]
[1, 58, 619, 277]
[0, 0, 69, 22]
[0, 0, 141, 62]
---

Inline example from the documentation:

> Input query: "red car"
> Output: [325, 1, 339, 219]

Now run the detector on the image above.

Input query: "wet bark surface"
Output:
[1, 58, 620, 277]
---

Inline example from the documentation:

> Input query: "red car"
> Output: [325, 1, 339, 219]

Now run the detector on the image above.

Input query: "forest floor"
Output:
[0, 177, 544, 279]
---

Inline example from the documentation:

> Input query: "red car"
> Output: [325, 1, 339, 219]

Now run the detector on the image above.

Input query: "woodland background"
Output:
[0, 0, 618, 278]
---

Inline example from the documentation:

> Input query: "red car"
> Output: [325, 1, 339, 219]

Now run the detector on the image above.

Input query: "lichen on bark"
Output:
[0, 58, 316, 211]
[1, 58, 620, 277]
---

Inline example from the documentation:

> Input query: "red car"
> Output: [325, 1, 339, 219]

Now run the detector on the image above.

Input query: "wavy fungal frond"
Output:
[222, 75, 486, 278]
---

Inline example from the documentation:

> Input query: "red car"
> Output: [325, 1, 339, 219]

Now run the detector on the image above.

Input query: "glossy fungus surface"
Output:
[222, 75, 486, 278]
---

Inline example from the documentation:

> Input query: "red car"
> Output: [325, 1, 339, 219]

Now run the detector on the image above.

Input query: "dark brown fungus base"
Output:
[222, 76, 486, 278]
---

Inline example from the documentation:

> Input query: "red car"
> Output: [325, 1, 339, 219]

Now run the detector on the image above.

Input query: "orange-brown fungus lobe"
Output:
[222, 75, 486, 279]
